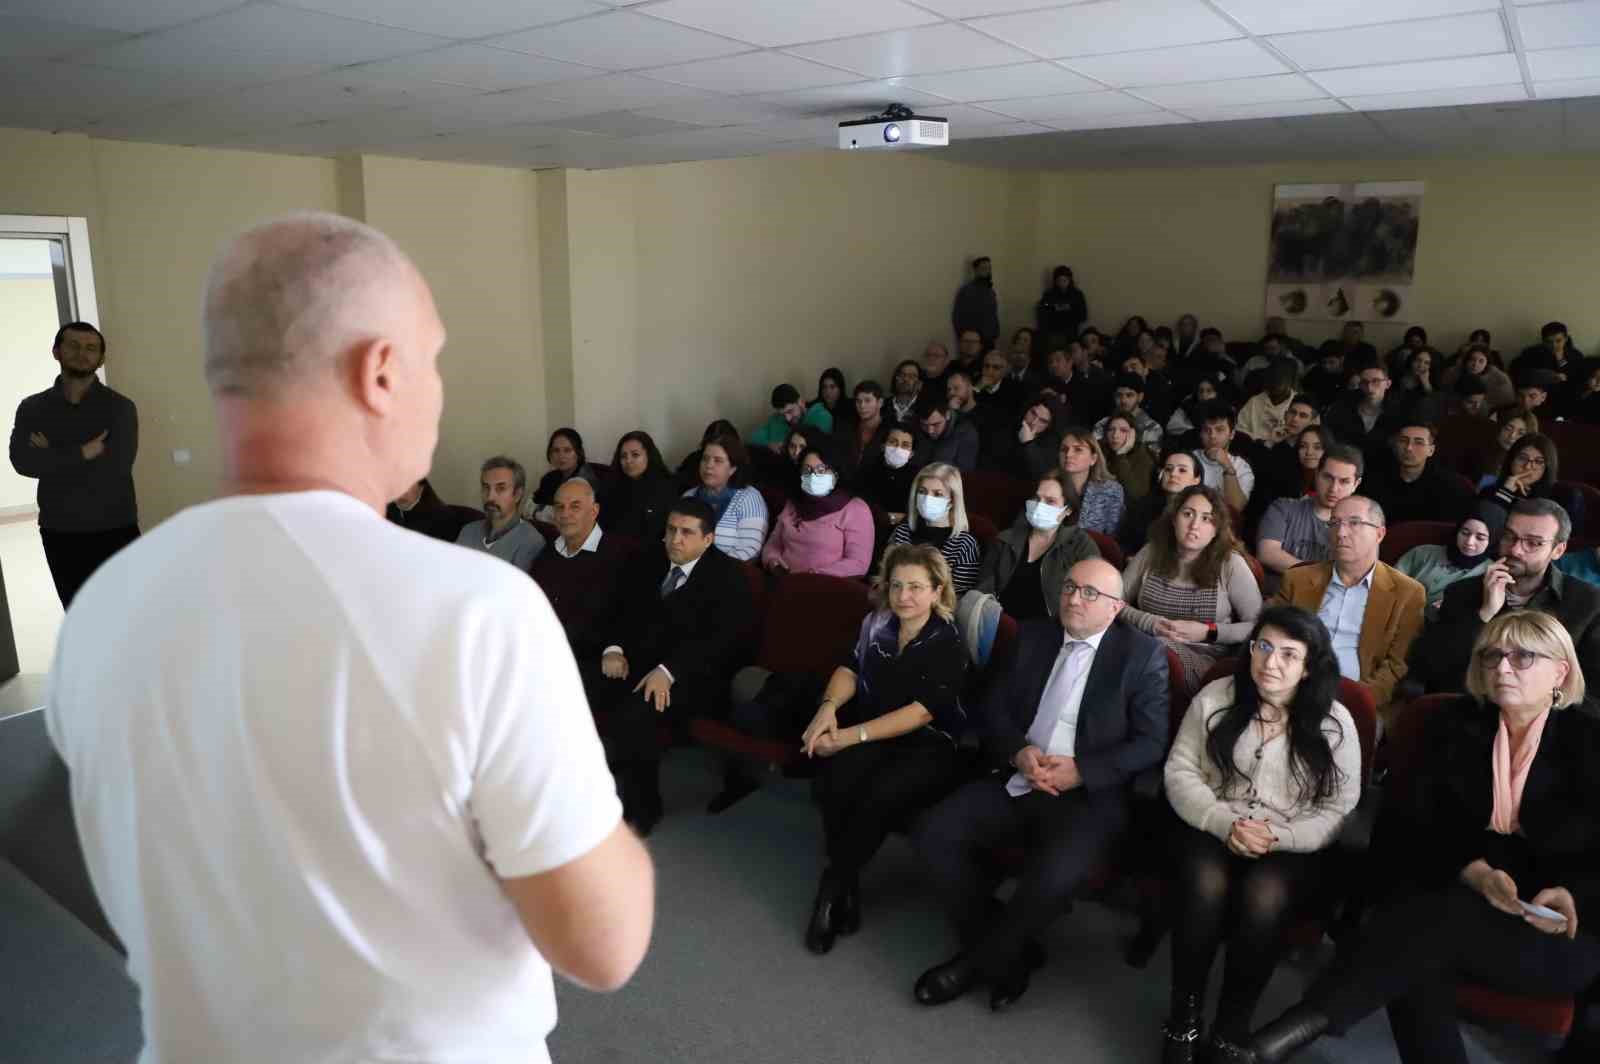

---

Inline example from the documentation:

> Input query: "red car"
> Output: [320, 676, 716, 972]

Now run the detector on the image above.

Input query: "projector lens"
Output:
[883, 123, 902, 143]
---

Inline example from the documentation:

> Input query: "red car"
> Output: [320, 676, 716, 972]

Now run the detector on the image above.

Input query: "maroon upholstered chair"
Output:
[1240, 551, 1267, 596]
[1379, 521, 1456, 566]
[1555, 481, 1600, 540]
[964, 470, 1033, 529]
[1086, 529, 1125, 569]
[968, 512, 1000, 549]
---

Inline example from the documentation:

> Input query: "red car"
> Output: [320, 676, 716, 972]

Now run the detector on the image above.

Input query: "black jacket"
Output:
[385, 479, 463, 542]
[611, 542, 754, 693]
[1361, 457, 1474, 528]
[952, 279, 999, 347]
[1321, 396, 1407, 465]
[916, 415, 980, 473]
[860, 455, 919, 516]
[1035, 285, 1087, 345]
[602, 472, 678, 544]
[9, 376, 139, 532]
[978, 620, 1170, 806]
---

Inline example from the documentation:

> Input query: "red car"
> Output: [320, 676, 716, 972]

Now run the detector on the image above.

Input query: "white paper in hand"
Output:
[1518, 900, 1568, 928]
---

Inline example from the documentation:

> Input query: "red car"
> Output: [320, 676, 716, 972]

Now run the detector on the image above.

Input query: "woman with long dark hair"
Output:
[810, 367, 850, 430]
[1102, 411, 1156, 501]
[683, 431, 768, 561]
[605, 430, 678, 543]
[1159, 605, 1360, 1062]
[1481, 431, 1559, 511]
[530, 428, 604, 521]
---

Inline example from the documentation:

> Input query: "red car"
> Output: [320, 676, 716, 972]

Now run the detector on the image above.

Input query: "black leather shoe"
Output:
[805, 871, 841, 955]
[705, 778, 759, 815]
[1231, 1006, 1330, 1064]
[1162, 992, 1204, 1064]
[988, 968, 1030, 1012]
[834, 882, 861, 937]
[914, 954, 976, 1006]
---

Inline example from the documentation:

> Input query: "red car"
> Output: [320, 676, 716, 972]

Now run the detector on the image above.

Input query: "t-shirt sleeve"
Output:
[1258, 500, 1288, 543]
[467, 586, 623, 880]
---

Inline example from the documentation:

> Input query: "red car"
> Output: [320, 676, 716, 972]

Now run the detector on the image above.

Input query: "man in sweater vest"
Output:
[530, 477, 635, 667]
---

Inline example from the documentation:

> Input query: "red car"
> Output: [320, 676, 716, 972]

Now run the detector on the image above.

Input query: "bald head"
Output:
[203, 211, 434, 399]
[1060, 557, 1125, 638]
[553, 475, 600, 548]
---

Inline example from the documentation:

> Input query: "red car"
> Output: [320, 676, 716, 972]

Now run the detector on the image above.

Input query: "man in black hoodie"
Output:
[1035, 265, 1087, 349]
[952, 256, 999, 352]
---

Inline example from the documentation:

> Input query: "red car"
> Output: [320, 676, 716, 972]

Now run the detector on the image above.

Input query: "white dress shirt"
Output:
[1006, 625, 1109, 797]
[1317, 563, 1374, 682]
[552, 523, 603, 559]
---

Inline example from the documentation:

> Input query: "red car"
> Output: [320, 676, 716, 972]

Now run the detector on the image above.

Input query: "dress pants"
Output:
[812, 730, 960, 878]
[915, 779, 1128, 980]
[1306, 883, 1600, 1064]
[39, 525, 139, 608]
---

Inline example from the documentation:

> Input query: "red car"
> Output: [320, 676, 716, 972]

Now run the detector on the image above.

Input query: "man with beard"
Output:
[952, 256, 999, 352]
[9, 322, 140, 607]
[456, 456, 546, 570]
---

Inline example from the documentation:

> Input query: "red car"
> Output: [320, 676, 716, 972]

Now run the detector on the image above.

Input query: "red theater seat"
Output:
[964, 470, 1033, 528]
[1380, 521, 1455, 566]
[1087, 530, 1125, 569]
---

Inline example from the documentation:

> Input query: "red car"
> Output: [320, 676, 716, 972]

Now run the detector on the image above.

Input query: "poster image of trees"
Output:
[1265, 181, 1424, 324]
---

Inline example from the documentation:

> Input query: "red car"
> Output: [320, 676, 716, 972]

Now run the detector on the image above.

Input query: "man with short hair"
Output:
[1323, 362, 1404, 462]
[1361, 423, 1472, 527]
[457, 456, 546, 570]
[1256, 446, 1364, 581]
[1456, 373, 1491, 418]
[1301, 343, 1348, 409]
[914, 559, 1168, 1012]
[9, 321, 141, 607]
[977, 349, 1015, 401]
[1269, 495, 1426, 710]
[1504, 369, 1556, 432]
[927, 340, 959, 393]
[1236, 361, 1299, 443]
[750, 382, 830, 452]
[916, 399, 979, 473]
[890, 360, 923, 426]
[599, 498, 754, 834]
[1517, 320, 1585, 379]
[952, 255, 999, 351]
[1411, 498, 1600, 695]
[1192, 404, 1253, 512]
[530, 477, 636, 663]
[1093, 373, 1163, 451]
[1337, 320, 1379, 365]
[1120, 351, 1175, 426]
[844, 380, 890, 474]
[386, 477, 461, 542]
[951, 333, 980, 375]
[44, 213, 652, 1062]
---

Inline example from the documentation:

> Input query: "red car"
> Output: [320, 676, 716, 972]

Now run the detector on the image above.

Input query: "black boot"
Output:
[1225, 1005, 1330, 1064]
[805, 868, 842, 955]
[706, 761, 759, 814]
[834, 873, 861, 937]
[1161, 990, 1204, 1064]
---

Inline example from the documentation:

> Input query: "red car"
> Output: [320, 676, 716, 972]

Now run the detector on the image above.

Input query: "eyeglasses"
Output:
[1325, 517, 1380, 532]
[1500, 530, 1552, 552]
[1249, 639, 1305, 666]
[888, 580, 932, 594]
[1061, 581, 1121, 604]
[1476, 648, 1549, 671]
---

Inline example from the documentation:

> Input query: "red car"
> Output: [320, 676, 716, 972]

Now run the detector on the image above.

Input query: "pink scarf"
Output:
[1490, 709, 1551, 835]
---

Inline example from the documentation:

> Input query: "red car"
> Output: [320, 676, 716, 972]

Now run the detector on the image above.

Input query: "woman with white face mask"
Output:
[973, 471, 1101, 620]
[885, 463, 981, 593]
[760, 442, 874, 579]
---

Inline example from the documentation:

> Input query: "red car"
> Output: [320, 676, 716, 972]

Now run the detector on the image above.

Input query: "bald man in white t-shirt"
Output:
[46, 212, 653, 1063]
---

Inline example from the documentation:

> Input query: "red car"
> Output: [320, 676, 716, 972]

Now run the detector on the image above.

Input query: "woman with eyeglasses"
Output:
[799, 544, 967, 955]
[1236, 610, 1600, 1064]
[1395, 501, 1505, 618]
[1159, 605, 1360, 1063]
[974, 469, 1101, 621]
[886, 463, 981, 594]
[1121, 485, 1263, 695]
[760, 439, 874, 579]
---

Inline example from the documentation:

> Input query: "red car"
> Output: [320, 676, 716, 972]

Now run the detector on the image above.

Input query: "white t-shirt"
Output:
[46, 491, 621, 1064]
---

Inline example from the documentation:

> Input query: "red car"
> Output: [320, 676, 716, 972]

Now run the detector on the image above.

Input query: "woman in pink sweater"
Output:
[762, 440, 875, 579]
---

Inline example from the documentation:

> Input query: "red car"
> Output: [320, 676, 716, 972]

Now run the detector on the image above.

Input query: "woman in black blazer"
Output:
[1234, 609, 1600, 1063]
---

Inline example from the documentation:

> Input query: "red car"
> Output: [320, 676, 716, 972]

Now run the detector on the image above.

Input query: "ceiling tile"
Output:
[0, 60, 199, 125]
[348, 45, 605, 90]
[1065, 39, 1286, 87]
[962, 122, 1053, 138]
[1136, 73, 1326, 108]
[284, 70, 485, 110]
[1343, 82, 1531, 109]
[979, 90, 1163, 120]
[489, 11, 752, 69]
[529, 72, 718, 110]
[753, 80, 949, 116]
[1179, 98, 1349, 121]
[273, 0, 607, 38]
[641, 51, 859, 93]
[1212, 0, 1499, 36]
[640, 0, 938, 48]
[77, 55, 330, 89]
[417, 87, 601, 124]
[889, 61, 1101, 101]
[1038, 112, 1191, 131]
[1536, 74, 1600, 97]
[1312, 52, 1524, 95]
[1516, 2, 1600, 50]
[1268, 12, 1508, 70]
[783, 23, 1031, 78]
[1529, 44, 1600, 79]
[0, 0, 245, 33]
[970, 0, 1242, 60]
[908, 0, 1087, 15]
[633, 97, 787, 124]
[0, 13, 129, 57]
[548, 110, 699, 135]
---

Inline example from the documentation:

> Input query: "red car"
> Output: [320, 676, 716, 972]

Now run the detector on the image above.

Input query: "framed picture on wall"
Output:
[1265, 181, 1424, 324]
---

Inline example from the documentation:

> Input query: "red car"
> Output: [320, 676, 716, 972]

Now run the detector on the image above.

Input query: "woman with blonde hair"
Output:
[1236, 610, 1600, 1064]
[886, 462, 981, 593]
[1057, 427, 1125, 535]
[799, 544, 968, 955]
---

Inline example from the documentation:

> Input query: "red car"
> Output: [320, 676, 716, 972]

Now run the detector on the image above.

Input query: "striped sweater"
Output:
[685, 485, 769, 561]
[887, 521, 981, 594]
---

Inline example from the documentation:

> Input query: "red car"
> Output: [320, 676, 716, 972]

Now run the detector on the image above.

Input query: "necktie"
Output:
[1007, 640, 1092, 798]
[659, 566, 685, 599]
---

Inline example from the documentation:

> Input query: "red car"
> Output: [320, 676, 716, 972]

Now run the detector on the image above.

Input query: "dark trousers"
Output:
[587, 660, 715, 807]
[812, 730, 960, 879]
[40, 525, 139, 609]
[1307, 883, 1600, 1064]
[1169, 821, 1325, 1042]
[914, 779, 1127, 980]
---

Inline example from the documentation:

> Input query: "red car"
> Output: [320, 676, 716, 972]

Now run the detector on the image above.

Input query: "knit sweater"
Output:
[1075, 479, 1125, 536]
[761, 497, 874, 578]
[888, 521, 981, 594]
[529, 528, 634, 659]
[686, 485, 768, 561]
[1164, 677, 1362, 853]
[1120, 548, 1262, 645]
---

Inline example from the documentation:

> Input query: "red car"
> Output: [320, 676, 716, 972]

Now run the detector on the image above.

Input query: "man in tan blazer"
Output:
[1269, 495, 1426, 713]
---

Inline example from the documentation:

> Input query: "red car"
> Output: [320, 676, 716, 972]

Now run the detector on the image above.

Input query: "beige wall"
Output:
[0, 276, 63, 512]
[1034, 157, 1600, 357]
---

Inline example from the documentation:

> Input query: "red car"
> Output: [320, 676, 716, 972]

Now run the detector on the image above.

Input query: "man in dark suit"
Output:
[912, 558, 1169, 1011]
[385, 477, 463, 541]
[597, 498, 753, 835]
[1322, 361, 1407, 465]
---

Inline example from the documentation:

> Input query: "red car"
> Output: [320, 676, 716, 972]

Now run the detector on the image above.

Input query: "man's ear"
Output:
[352, 338, 398, 415]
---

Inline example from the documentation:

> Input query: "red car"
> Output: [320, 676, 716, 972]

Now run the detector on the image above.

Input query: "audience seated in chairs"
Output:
[596, 498, 754, 836]
[859, 425, 919, 521]
[1394, 502, 1505, 618]
[761, 440, 874, 579]
[1410, 498, 1600, 698]
[1160, 605, 1361, 1062]
[1057, 427, 1125, 536]
[842, 380, 890, 475]
[1442, 342, 1515, 410]
[1245, 422, 1328, 534]
[1235, 361, 1299, 444]
[456, 455, 546, 570]
[973, 469, 1101, 621]
[1269, 495, 1426, 714]
[1192, 404, 1254, 513]
[1120, 485, 1263, 695]
[530, 477, 634, 662]
[750, 383, 831, 454]
[1362, 422, 1474, 527]
[1237, 611, 1600, 1064]
[914, 399, 979, 473]
[912, 558, 1170, 1012]
[1255, 445, 1365, 586]
[1323, 362, 1406, 464]
[800, 544, 968, 955]
[1102, 411, 1156, 503]
[886, 463, 982, 594]
[1299, 343, 1348, 410]
[983, 397, 1064, 482]
[605, 431, 679, 545]
[809, 368, 850, 436]
[1474, 413, 1531, 486]
[1119, 448, 1203, 556]
[1392, 347, 1445, 424]
[530, 428, 604, 523]
[1164, 377, 1221, 448]
[889, 360, 923, 427]
[385, 477, 460, 541]
[1094, 372, 1164, 452]
[683, 431, 768, 562]
[1503, 370, 1556, 435]
[675, 418, 740, 488]
[1479, 431, 1566, 514]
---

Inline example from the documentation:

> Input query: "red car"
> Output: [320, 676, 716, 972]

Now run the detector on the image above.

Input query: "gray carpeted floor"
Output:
[550, 750, 1549, 1064]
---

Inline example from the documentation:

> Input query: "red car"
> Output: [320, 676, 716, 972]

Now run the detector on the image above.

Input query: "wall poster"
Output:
[1265, 181, 1424, 325]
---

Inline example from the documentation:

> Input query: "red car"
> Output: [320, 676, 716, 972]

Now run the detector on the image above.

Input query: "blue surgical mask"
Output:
[1024, 500, 1066, 530]
[801, 472, 836, 498]
[916, 492, 951, 522]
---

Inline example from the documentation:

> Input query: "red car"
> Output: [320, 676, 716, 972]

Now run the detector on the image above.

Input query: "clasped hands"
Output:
[1227, 817, 1278, 858]
[1012, 744, 1082, 795]
[600, 651, 673, 712]
[801, 702, 851, 759]
[1463, 861, 1579, 939]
